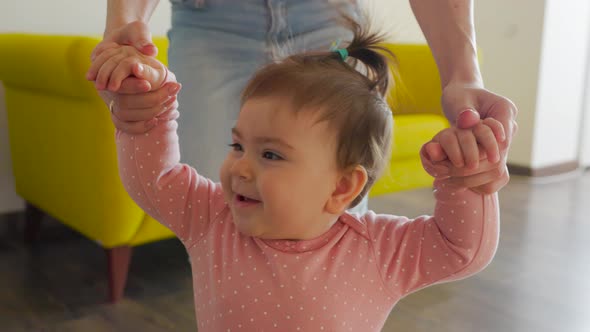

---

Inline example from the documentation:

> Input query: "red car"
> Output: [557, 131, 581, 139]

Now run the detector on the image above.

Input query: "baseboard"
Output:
[508, 161, 580, 177]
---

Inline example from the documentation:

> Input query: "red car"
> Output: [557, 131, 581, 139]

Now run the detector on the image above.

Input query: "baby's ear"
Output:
[325, 166, 367, 214]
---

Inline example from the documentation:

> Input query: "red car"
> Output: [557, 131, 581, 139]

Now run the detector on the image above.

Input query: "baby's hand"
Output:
[427, 118, 505, 169]
[421, 118, 510, 194]
[86, 43, 168, 92]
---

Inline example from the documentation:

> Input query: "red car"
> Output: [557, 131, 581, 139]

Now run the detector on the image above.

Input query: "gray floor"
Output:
[1, 171, 589, 331]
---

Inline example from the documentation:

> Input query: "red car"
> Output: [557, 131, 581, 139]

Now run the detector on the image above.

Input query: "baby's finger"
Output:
[146, 109, 181, 131]
[160, 108, 180, 122]
[87, 47, 122, 81]
[425, 142, 447, 162]
[445, 157, 498, 177]
[95, 54, 127, 90]
[419, 145, 451, 178]
[161, 96, 178, 114]
[473, 123, 500, 163]
[108, 58, 139, 91]
[116, 83, 179, 116]
[429, 148, 490, 178]
[117, 77, 152, 94]
[111, 103, 178, 135]
[482, 118, 506, 143]
[457, 128, 479, 169]
[113, 95, 176, 122]
[110, 98, 162, 135]
[133, 63, 167, 90]
[448, 164, 507, 189]
[436, 131, 464, 168]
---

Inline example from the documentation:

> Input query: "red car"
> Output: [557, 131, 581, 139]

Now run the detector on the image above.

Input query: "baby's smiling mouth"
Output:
[237, 194, 259, 202]
[234, 193, 262, 207]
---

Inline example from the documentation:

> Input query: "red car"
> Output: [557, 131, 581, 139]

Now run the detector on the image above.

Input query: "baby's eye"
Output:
[228, 143, 243, 152]
[262, 151, 283, 160]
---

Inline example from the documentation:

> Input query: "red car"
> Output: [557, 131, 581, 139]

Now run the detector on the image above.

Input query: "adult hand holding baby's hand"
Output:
[87, 21, 181, 134]
[422, 117, 511, 195]
[87, 43, 168, 92]
[88, 21, 159, 93]
[441, 82, 518, 155]
[433, 82, 518, 194]
[92, 21, 158, 60]
[90, 56, 181, 133]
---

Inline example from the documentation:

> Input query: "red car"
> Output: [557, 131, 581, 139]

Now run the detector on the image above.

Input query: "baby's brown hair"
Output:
[241, 16, 397, 207]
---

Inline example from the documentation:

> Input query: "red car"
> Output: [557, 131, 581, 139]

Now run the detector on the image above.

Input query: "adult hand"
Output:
[87, 20, 178, 134]
[87, 20, 157, 83]
[91, 21, 157, 62]
[440, 82, 519, 166]
[422, 82, 517, 194]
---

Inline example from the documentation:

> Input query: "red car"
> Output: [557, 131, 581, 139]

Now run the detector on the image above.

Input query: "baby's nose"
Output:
[230, 156, 254, 180]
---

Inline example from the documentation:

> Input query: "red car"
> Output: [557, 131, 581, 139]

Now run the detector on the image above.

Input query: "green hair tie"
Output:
[335, 48, 348, 61]
[330, 38, 348, 61]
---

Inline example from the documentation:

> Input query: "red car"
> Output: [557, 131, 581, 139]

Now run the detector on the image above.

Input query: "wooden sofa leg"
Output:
[106, 246, 133, 303]
[24, 202, 44, 243]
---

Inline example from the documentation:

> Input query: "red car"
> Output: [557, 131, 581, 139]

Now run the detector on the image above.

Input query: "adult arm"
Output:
[411, 0, 518, 191]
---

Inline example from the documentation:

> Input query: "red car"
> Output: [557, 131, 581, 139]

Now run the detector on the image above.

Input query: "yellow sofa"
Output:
[0, 34, 447, 303]
[0, 34, 175, 304]
[372, 43, 449, 196]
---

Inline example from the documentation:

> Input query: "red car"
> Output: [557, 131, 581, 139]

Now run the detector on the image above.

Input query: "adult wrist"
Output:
[103, 19, 143, 39]
[441, 54, 483, 88]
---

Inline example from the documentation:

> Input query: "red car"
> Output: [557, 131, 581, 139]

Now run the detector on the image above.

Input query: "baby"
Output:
[89, 20, 507, 332]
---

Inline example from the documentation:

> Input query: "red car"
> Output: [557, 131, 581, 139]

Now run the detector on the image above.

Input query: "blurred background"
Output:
[1, 1, 589, 331]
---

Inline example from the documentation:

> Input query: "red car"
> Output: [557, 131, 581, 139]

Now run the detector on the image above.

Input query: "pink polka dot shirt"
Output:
[116, 119, 499, 331]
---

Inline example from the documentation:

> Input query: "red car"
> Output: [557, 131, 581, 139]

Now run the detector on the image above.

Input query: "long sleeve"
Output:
[116, 115, 226, 247]
[366, 148, 500, 298]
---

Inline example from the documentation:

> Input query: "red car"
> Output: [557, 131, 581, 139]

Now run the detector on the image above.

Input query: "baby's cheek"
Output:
[219, 165, 232, 199]
[257, 183, 286, 219]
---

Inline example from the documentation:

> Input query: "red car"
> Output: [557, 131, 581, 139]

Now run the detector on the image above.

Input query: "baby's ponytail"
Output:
[333, 15, 395, 99]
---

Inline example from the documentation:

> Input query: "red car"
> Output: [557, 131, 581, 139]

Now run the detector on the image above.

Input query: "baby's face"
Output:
[220, 96, 340, 240]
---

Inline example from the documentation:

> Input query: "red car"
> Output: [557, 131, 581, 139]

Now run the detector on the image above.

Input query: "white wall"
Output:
[378, 0, 590, 171]
[365, 0, 425, 43]
[582, 67, 590, 168]
[579, 3, 590, 169]
[475, 0, 546, 168]
[0, 1, 171, 36]
[368, 0, 543, 170]
[532, 0, 590, 169]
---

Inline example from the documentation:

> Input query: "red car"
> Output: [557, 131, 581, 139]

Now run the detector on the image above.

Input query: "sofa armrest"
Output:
[0, 34, 100, 98]
[0, 34, 170, 99]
